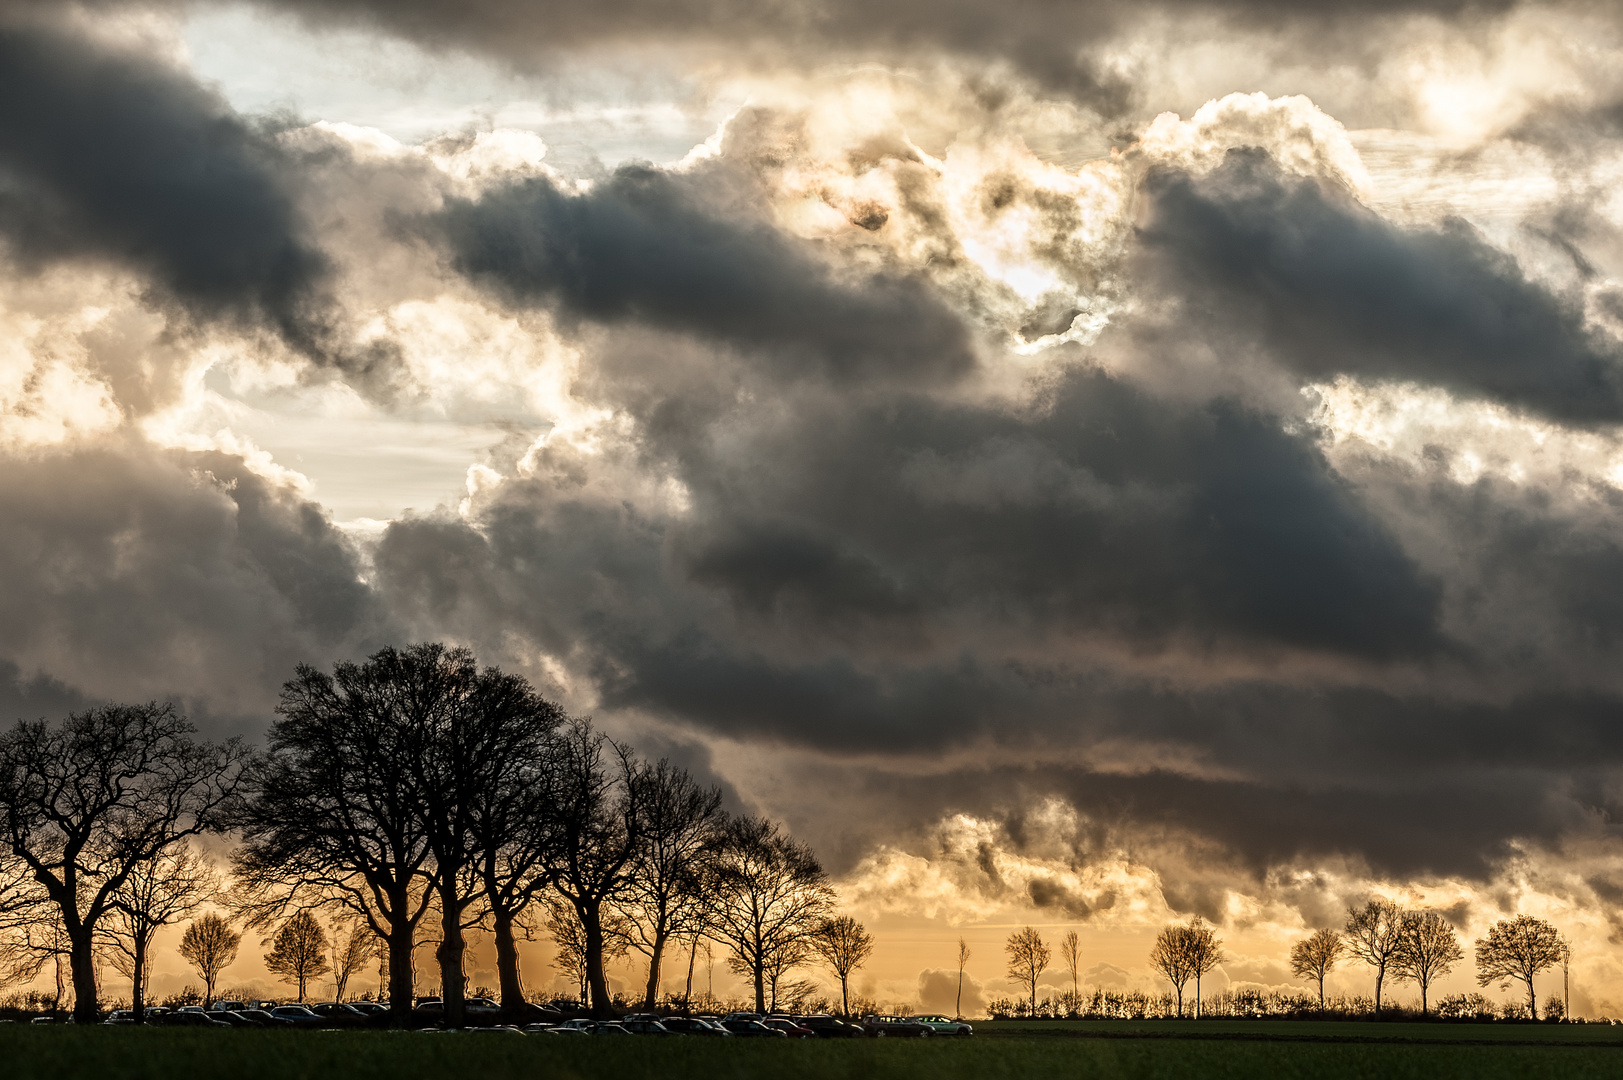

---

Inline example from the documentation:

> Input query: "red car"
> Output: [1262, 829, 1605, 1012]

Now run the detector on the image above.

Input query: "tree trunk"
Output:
[1527, 979, 1537, 1021]
[492, 908, 526, 1015]
[132, 938, 148, 1024]
[297, 969, 307, 1002]
[753, 960, 766, 1013]
[387, 926, 416, 1027]
[843, 973, 851, 1018]
[684, 937, 697, 1010]
[1174, 984, 1183, 1018]
[1317, 974, 1324, 1010]
[437, 879, 467, 1027]
[1195, 973, 1201, 1019]
[956, 969, 962, 1019]
[69, 929, 99, 1024]
[643, 927, 668, 1010]
[582, 902, 613, 1019]
[1373, 967, 1383, 1016]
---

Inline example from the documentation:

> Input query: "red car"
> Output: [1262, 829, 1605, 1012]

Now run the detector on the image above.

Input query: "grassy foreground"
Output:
[6, 1022, 1623, 1080]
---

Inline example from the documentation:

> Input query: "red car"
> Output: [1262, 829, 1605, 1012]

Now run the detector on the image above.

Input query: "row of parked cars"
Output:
[96, 1001, 973, 1038]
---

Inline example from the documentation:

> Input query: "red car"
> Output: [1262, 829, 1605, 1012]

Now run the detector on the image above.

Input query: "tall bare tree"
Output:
[0, 703, 245, 1022]
[232, 655, 439, 1027]
[956, 937, 971, 1019]
[616, 760, 723, 1010]
[178, 912, 240, 1008]
[810, 915, 874, 1017]
[1475, 914, 1565, 1020]
[1149, 922, 1195, 1017]
[1393, 910, 1462, 1016]
[1187, 919, 1224, 1018]
[546, 896, 628, 1002]
[1344, 899, 1404, 1015]
[265, 909, 330, 1001]
[1005, 926, 1050, 1016]
[1059, 930, 1081, 1012]
[1289, 928, 1343, 1009]
[330, 917, 377, 1002]
[105, 841, 214, 1018]
[708, 815, 834, 1014]
[546, 719, 647, 1018]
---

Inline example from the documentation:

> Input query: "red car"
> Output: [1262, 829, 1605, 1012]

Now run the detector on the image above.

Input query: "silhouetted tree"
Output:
[105, 842, 213, 1019]
[1475, 914, 1564, 1019]
[810, 915, 874, 1017]
[956, 937, 971, 1019]
[178, 912, 240, 1008]
[1060, 930, 1081, 1011]
[1344, 899, 1404, 1015]
[616, 760, 723, 1010]
[1187, 919, 1224, 1018]
[0, 703, 245, 1022]
[232, 654, 439, 1027]
[1393, 910, 1463, 1016]
[1005, 926, 1050, 1016]
[1290, 928, 1343, 1009]
[546, 719, 646, 1018]
[1149, 922, 1195, 1017]
[546, 896, 628, 1003]
[708, 815, 834, 1014]
[329, 917, 377, 1002]
[265, 909, 329, 1001]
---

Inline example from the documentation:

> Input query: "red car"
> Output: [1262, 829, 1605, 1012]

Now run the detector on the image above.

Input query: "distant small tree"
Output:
[1344, 899, 1404, 1015]
[1149, 923, 1195, 1017]
[105, 842, 214, 1019]
[810, 915, 874, 1018]
[1475, 915, 1564, 1020]
[1393, 911, 1463, 1017]
[177, 912, 240, 1008]
[1059, 930, 1081, 1012]
[1187, 919, 1223, 1018]
[1005, 927, 1050, 1016]
[264, 910, 330, 1001]
[956, 937, 971, 1019]
[330, 918, 377, 1002]
[1290, 928, 1343, 1009]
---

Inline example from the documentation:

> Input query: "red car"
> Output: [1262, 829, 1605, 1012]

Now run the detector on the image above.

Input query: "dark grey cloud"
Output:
[428, 164, 975, 386]
[1135, 149, 1623, 423]
[0, 20, 397, 390]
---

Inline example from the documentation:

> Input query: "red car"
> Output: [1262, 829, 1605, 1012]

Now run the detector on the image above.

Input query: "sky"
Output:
[6, 0, 1623, 1015]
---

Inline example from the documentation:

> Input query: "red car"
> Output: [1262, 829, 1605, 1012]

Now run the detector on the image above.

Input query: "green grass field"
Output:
[5, 1021, 1622, 1080]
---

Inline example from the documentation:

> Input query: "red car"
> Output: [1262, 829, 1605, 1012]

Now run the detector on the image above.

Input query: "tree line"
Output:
[0, 644, 876, 1026]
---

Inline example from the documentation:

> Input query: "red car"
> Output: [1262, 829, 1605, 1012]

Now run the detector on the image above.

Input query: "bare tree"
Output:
[762, 936, 810, 1011]
[546, 896, 627, 1002]
[956, 937, 971, 1019]
[616, 760, 724, 1010]
[232, 656, 439, 1027]
[178, 912, 240, 1008]
[105, 842, 214, 1019]
[0, 703, 246, 1022]
[1475, 914, 1565, 1020]
[1187, 919, 1224, 1018]
[1344, 899, 1404, 1015]
[708, 815, 835, 1014]
[1005, 926, 1050, 1016]
[1149, 923, 1195, 1017]
[1059, 930, 1081, 1013]
[546, 719, 647, 1018]
[1393, 910, 1462, 1017]
[265, 909, 330, 1001]
[1289, 928, 1343, 1009]
[330, 917, 377, 1002]
[810, 915, 874, 1017]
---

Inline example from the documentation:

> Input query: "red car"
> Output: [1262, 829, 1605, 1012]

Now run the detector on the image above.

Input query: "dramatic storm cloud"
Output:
[8, 0, 1623, 1012]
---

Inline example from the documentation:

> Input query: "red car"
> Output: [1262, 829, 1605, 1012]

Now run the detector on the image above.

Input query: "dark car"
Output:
[792, 1014, 865, 1038]
[762, 1017, 815, 1038]
[212, 1010, 266, 1028]
[721, 1018, 788, 1038]
[157, 1010, 230, 1028]
[620, 1018, 675, 1036]
[588, 1022, 635, 1036]
[660, 1016, 732, 1037]
[209, 1001, 249, 1014]
[270, 1005, 325, 1027]
[236, 1009, 296, 1027]
[309, 1003, 370, 1026]
[862, 1014, 932, 1038]
[910, 1014, 974, 1036]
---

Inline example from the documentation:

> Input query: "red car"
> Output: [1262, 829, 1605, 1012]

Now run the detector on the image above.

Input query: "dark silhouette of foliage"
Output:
[1006, 926, 1051, 1017]
[177, 911, 240, 1008]
[264, 909, 329, 1001]
[1290, 928, 1343, 1009]
[1475, 914, 1565, 1020]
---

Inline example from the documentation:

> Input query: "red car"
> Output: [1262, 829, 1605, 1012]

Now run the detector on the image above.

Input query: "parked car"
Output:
[544, 1019, 596, 1035]
[620, 1018, 675, 1036]
[158, 1010, 230, 1027]
[761, 1017, 815, 1038]
[209, 1000, 249, 1014]
[720, 1018, 788, 1038]
[309, 1003, 369, 1026]
[212, 1010, 266, 1028]
[862, 1014, 932, 1037]
[790, 1014, 865, 1038]
[235, 1009, 295, 1027]
[659, 1016, 732, 1037]
[270, 1005, 325, 1027]
[910, 1014, 974, 1036]
[589, 1022, 634, 1036]
[103, 1011, 134, 1025]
